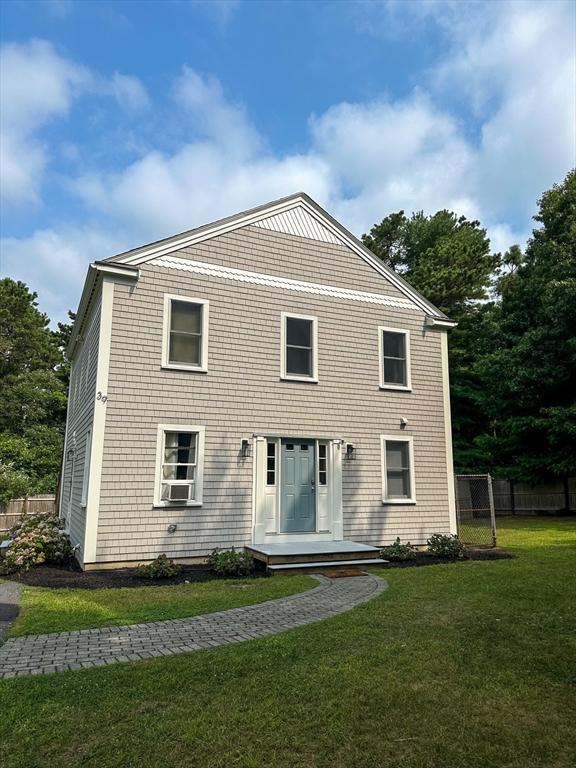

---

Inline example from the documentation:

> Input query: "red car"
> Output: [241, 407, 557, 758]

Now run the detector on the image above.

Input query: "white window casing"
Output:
[381, 434, 416, 504]
[280, 312, 318, 382]
[154, 424, 205, 507]
[378, 326, 412, 391]
[80, 429, 92, 507]
[162, 294, 209, 372]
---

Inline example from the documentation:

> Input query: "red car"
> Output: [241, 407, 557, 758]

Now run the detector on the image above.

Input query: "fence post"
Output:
[509, 480, 515, 516]
[488, 474, 496, 547]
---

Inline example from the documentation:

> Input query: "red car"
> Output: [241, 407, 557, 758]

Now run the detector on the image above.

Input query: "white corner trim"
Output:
[153, 256, 418, 311]
[153, 424, 206, 507]
[380, 434, 417, 505]
[83, 279, 114, 563]
[280, 312, 319, 382]
[378, 326, 412, 391]
[161, 294, 209, 372]
[441, 331, 458, 534]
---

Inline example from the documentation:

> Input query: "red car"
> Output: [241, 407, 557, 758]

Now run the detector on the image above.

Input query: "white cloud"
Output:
[2, 1, 574, 324]
[110, 72, 150, 113]
[0, 227, 125, 323]
[0, 40, 89, 204]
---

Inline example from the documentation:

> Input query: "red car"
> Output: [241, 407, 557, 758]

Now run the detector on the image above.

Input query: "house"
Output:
[59, 193, 457, 571]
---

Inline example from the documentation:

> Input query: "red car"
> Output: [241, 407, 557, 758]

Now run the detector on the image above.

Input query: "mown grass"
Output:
[9, 575, 316, 636]
[1, 518, 575, 768]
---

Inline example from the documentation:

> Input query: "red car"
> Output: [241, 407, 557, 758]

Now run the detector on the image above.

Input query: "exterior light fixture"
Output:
[400, 417, 408, 429]
[240, 439, 251, 458]
[66, 447, 75, 462]
[345, 443, 356, 460]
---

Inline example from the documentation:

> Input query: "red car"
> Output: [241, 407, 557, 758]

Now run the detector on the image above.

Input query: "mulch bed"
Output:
[5, 548, 513, 588]
[380, 548, 513, 569]
[8, 562, 267, 590]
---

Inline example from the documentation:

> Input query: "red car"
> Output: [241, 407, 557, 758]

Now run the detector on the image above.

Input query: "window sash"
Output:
[168, 301, 203, 366]
[382, 438, 414, 502]
[382, 331, 407, 386]
[161, 431, 198, 501]
[283, 315, 316, 378]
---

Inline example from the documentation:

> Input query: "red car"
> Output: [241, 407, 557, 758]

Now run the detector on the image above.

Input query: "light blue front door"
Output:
[280, 439, 316, 533]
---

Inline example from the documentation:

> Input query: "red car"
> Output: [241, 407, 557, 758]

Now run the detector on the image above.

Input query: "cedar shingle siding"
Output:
[85, 224, 452, 564]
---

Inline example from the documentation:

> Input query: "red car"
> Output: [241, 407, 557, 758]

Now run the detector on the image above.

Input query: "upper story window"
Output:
[162, 295, 209, 372]
[379, 327, 411, 390]
[155, 425, 205, 506]
[281, 313, 318, 382]
[381, 435, 416, 504]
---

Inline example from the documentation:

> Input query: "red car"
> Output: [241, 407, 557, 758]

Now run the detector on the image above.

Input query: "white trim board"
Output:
[151, 256, 418, 311]
[380, 434, 417, 505]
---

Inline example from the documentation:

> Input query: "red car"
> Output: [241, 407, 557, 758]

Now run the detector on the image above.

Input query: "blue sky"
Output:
[1, 0, 575, 324]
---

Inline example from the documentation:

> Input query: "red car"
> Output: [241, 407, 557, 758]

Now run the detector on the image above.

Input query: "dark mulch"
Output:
[8, 563, 267, 590]
[380, 548, 513, 569]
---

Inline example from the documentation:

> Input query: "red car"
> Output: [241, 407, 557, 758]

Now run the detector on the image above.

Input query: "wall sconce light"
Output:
[400, 417, 409, 429]
[345, 443, 356, 460]
[167, 524, 177, 534]
[240, 439, 251, 458]
[66, 447, 75, 462]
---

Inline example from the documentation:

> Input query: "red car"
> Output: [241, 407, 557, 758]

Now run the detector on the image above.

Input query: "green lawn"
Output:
[9, 575, 316, 637]
[1, 518, 575, 768]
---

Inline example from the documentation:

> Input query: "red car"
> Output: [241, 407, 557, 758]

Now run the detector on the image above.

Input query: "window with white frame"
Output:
[162, 295, 209, 371]
[379, 327, 411, 389]
[281, 313, 318, 381]
[155, 425, 205, 505]
[266, 441, 276, 486]
[80, 429, 92, 507]
[381, 435, 416, 503]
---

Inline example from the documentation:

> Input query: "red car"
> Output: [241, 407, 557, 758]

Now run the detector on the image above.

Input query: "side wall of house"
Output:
[93, 226, 452, 564]
[60, 297, 101, 558]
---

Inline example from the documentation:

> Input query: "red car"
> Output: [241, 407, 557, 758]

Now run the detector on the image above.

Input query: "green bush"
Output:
[136, 554, 181, 580]
[427, 533, 465, 560]
[1, 513, 74, 573]
[208, 547, 255, 578]
[381, 537, 417, 561]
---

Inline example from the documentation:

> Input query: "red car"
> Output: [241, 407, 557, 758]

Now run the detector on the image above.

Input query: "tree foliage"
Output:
[0, 279, 69, 502]
[477, 170, 576, 480]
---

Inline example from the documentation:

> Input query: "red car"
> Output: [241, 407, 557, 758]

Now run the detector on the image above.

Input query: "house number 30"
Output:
[97, 391, 108, 403]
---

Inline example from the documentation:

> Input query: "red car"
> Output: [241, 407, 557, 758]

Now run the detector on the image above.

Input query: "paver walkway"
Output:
[0, 574, 386, 678]
[0, 581, 21, 642]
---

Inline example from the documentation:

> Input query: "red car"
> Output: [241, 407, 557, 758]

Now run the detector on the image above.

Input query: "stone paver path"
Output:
[0, 581, 22, 642]
[0, 574, 386, 678]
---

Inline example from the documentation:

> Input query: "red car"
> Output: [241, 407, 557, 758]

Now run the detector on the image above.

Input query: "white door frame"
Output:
[253, 435, 343, 545]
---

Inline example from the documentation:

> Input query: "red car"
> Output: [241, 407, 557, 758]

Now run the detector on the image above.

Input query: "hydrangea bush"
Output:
[0, 514, 74, 573]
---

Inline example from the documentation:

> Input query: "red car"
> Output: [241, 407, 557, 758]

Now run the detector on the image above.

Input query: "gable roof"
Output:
[102, 192, 452, 322]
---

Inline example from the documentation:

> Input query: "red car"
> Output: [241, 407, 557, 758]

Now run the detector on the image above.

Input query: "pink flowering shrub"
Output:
[1, 514, 74, 573]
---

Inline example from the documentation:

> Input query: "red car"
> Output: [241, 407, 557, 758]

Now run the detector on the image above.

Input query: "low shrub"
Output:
[427, 533, 465, 560]
[208, 547, 255, 578]
[1, 514, 74, 573]
[136, 554, 181, 580]
[381, 537, 417, 561]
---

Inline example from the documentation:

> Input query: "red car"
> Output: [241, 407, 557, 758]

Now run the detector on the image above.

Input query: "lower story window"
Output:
[156, 425, 205, 505]
[381, 435, 415, 503]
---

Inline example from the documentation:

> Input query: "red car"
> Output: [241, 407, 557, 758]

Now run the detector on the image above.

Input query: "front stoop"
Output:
[246, 541, 388, 575]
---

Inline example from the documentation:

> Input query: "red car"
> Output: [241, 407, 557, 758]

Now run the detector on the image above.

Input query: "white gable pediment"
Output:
[251, 207, 344, 246]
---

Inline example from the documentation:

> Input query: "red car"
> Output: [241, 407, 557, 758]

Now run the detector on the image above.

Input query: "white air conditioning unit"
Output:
[165, 484, 190, 502]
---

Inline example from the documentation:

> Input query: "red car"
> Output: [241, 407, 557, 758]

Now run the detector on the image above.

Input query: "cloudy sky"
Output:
[1, 0, 575, 325]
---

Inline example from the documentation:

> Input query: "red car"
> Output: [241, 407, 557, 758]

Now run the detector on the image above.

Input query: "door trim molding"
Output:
[252, 435, 343, 544]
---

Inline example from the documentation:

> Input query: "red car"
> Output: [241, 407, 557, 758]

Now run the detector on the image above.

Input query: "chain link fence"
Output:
[455, 474, 497, 548]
